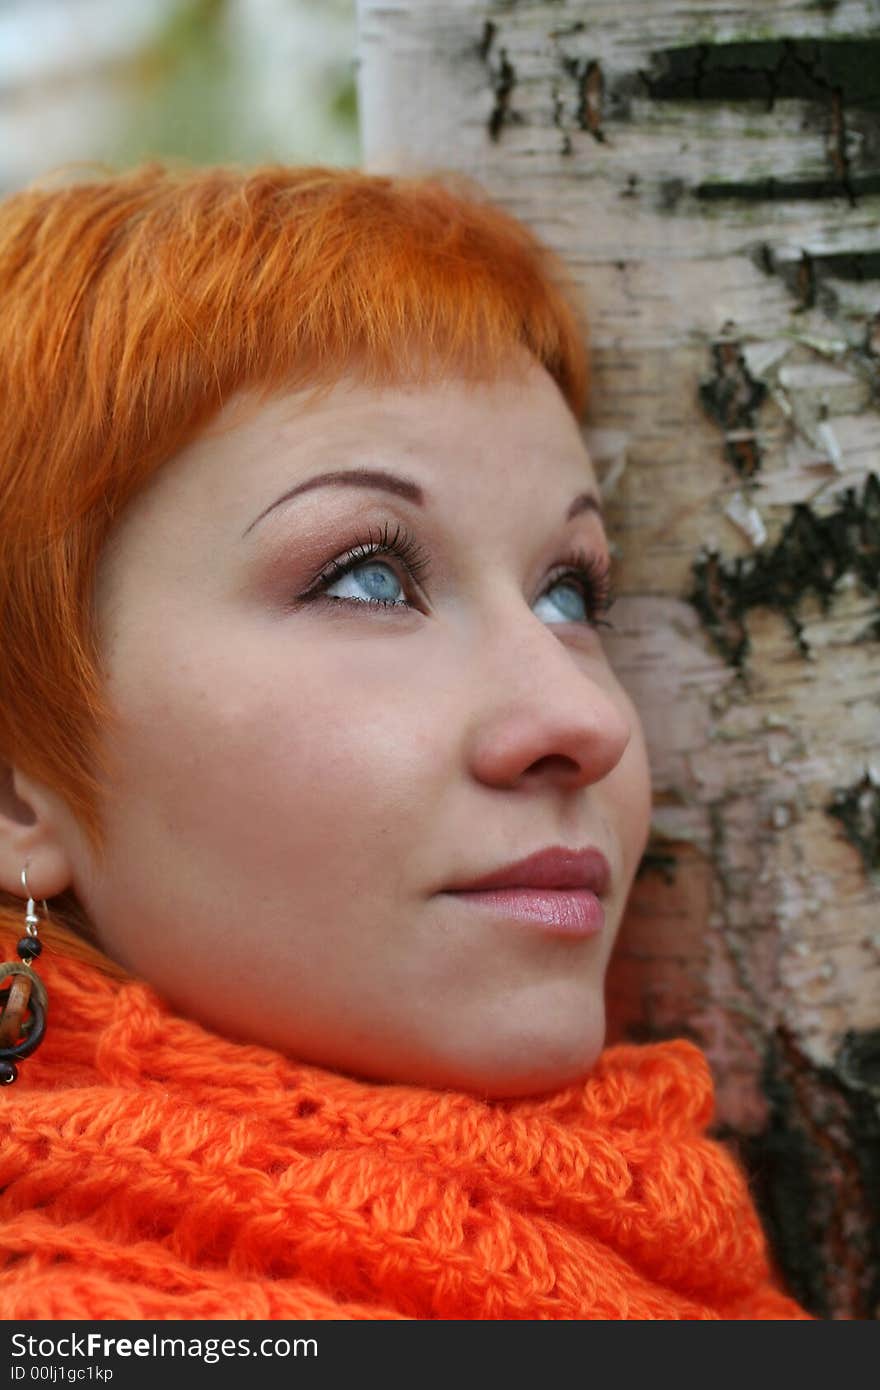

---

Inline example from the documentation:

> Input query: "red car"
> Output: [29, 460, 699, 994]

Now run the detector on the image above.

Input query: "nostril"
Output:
[526, 754, 581, 776]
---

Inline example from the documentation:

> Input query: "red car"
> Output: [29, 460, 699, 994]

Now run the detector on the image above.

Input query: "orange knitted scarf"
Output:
[0, 929, 810, 1320]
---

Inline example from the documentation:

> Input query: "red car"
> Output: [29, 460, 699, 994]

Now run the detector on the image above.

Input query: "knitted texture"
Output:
[0, 928, 810, 1320]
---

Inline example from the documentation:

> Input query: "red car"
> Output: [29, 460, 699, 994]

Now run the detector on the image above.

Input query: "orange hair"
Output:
[0, 161, 590, 973]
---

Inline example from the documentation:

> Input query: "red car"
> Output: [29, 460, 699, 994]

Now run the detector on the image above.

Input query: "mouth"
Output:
[442, 885, 605, 937]
[443, 844, 612, 898]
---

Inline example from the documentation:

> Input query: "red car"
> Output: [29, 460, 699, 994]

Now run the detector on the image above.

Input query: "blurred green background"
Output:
[0, 0, 359, 191]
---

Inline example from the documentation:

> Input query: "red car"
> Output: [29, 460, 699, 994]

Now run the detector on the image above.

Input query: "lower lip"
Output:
[444, 887, 605, 937]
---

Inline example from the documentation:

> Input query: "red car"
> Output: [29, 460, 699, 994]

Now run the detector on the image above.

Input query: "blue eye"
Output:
[327, 558, 405, 608]
[305, 521, 428, 612]
[537, 553, 615, 627]
[304, 520, 615, 629]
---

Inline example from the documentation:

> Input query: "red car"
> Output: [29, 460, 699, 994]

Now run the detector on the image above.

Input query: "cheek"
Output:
[100, 620, 435, 883]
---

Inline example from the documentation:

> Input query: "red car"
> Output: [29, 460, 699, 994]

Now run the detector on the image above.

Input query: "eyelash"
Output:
[303, 519, 616, 629]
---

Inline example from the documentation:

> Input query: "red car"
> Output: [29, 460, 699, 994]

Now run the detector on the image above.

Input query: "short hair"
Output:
[0, 162, 589, 962]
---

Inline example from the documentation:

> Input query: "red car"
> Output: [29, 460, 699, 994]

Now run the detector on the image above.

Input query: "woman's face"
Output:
[65, 356, 653, 1096]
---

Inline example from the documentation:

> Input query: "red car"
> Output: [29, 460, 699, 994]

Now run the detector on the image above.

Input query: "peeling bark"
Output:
[356, 0, 880, 1318]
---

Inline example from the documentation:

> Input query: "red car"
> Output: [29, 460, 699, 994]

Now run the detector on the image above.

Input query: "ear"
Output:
[0, 761, 76, 901]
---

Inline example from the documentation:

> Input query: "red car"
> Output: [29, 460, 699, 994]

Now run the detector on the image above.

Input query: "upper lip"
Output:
[444, 845, 611, 897]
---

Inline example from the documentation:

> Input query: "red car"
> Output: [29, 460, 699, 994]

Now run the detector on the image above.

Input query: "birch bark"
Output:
[356, 0, 880, 1320]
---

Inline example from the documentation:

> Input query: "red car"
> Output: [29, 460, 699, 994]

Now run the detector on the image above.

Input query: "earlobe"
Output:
[0, 762, 75, 900]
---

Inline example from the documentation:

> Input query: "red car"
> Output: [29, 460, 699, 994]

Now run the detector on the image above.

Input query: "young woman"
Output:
[0, 163, 810, 1319]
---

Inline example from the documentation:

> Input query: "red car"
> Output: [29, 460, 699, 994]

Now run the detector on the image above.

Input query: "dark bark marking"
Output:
[578, 59, 606, 142]
[696, 173, 880, 202]
[687, 472, 880, 670]
[658, 177, 686, 211]
[795, 249, 817, 311]
[688, 550, 751, 670]
[732, 1025, 880, 1319]
[478, 31, 522, 143]
[756, 243, 880, 297]
[554, 53, 609, 145]
[634, 847, 679, 884]
[551, 84, 573, 156]
[810, 250, 880, 283]
[550, 0, 648, 152]
[641, 38, 880, 206]
[641, 38, 879, 111]
[699, 338, 769, 476]
[754, 246, 880, 362]
[548, 21, 586, 41]
[826, 770, 880, 877]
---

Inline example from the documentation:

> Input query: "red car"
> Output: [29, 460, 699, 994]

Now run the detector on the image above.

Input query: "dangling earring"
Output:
[0, 863, 49, 1085]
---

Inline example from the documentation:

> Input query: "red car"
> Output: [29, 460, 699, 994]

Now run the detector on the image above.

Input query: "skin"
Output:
[0, 353, 652, 1098]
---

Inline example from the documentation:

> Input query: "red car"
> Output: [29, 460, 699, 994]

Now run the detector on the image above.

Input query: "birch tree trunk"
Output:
[356, 0, 880, 1320]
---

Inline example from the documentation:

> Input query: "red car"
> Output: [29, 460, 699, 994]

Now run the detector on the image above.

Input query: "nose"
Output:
[464, 604, 633, 792]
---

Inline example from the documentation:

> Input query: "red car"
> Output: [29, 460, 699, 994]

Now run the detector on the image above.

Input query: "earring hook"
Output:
[21, 862, 48, 934]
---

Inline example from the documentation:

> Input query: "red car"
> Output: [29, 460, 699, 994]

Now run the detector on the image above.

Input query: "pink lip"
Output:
[444, 845, 611, 897]
[445, 887, 604, 937]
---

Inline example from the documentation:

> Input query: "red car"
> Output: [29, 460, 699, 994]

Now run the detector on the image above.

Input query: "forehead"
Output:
[228, 355, 583, 447]
[100, 361, 598, 582]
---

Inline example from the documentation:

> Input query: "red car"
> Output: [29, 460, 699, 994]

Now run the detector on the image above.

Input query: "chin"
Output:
[402, 1007, 609, 1101]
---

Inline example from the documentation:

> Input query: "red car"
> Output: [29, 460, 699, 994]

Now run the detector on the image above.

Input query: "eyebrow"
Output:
[241, 467, 605, 538]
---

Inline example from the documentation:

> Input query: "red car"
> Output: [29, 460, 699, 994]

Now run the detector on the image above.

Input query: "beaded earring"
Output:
[0, 863, 49, 1085]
